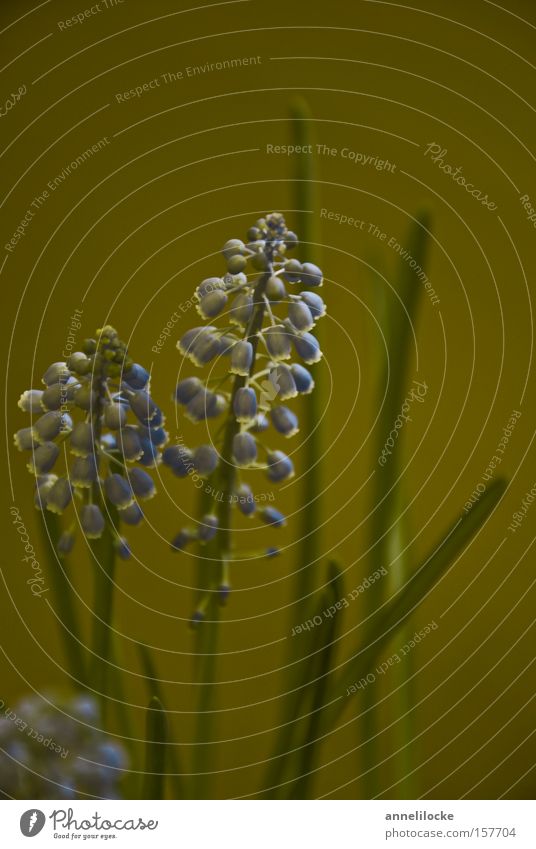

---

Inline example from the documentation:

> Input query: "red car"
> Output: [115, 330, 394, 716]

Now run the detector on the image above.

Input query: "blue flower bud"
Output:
[222, 238, 245, 259]
[193, 444, 219, 476]
[218, 583, 231, 605]
[122, 363, 150, 390]
[230, 340, 253, 376]
[250, 250, 269, 271]
[197, 277, 224, 298]
[265, 275, 287, 301]
[68, 422, 94, 457]
[33, 474, 57, 509]
[71, 454, 99, 487]
[266, 546, 280, 557]
[18, 389, 44, 412]
[218, 333, 236, 356]
[270, 406, 299, 437]
[230, 291, 253, 325]
[33, 411, 69, 443]
[189, 331, 223, 367]
[66, 351, 89, 374]
[188, 333, 221, 368]
[233, 387, 257, 423]
[115, 536, 131, 560]
[300, 262, 323, 287]
[266, 450, 294, 481]
[128, 467, 156, 499]
[300, 291, 326, 319]
[104, 403, 127, 429]
[162, 444, 193, 476]
[185, 388, 226, 422]
[171, 529, 194, 551]
[104, 474, 134, 508]
[235, 481, 255, 515]
[269, 364, 297, 400]
[70, 694, 100, 721]
[285, 231, 298, 249]
[227, 254, 247, 274]
[177, 326, 214, 356]
[137, 436, 160, 467]
[189, 609, 205, 628]
[118, 426, 144, 461]
[263, 325, 292, 360]
[42, 362, 70, 386]
[27, 442, 59, 474]
[129, 390, 159, 424]
[260, 506, 286, 527]
[292, 331, 322, 364]
[45, 477, 73, 514]
[232, 432, 257, 466]
[197, 289, 228, 319]
[14, 427, 36, 451]
[98, 741, 128, 770]
[288, 301, 314, 332]
[174, 377, 203, 405]
[290, 363, 315, 393]
[138, 425, 168, 447]
[119, 502, 144, 525]
[57, 531, 75, 556]
[40, 384, 68, 411]
[249, 413, 270, 432]
[282, 258, 302, 283]
[198, 514, 218, 542]
[81, 504, 105, 539]
[73, 384, 97, 411]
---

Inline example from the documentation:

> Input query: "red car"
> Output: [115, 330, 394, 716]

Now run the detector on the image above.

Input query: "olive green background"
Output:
[1, 0, 535, 799]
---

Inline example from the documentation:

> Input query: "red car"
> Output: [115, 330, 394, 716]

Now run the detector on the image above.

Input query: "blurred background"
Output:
[1, 0, 535, 799]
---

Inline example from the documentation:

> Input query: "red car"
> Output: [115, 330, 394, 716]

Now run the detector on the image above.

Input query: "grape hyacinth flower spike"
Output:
[14, 326, 165, 556]
[168, 213, 326, 618]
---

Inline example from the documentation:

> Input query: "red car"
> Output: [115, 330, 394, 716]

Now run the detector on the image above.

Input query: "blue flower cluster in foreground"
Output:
[0, 693, 128, 799]
[14, 326, 165, 557]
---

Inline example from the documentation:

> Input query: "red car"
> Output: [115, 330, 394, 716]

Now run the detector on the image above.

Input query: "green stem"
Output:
[192, 248, 275, 799]
[142, 696, 167, 799]
[39, 511, 86, 684]
[89, 506, 117, 723]
[290, 96, 322, 619]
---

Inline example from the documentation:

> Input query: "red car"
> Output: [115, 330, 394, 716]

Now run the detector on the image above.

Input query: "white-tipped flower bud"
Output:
[263, 325, 292, 360]
[288, 301, 314, 333]
[233, 387, 257, 423]
[232, 432, 257, 467]
[230, 340, 254, 376]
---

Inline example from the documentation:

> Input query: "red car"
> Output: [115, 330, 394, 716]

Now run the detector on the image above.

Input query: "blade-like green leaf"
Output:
[319, 478, 507, 738]
[137, 643, 184, 799]
[143, 696, 167, 800]
[363, 212, 431, 795]
[291, 562, 344, 798]
[263, 562, 343, 797]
